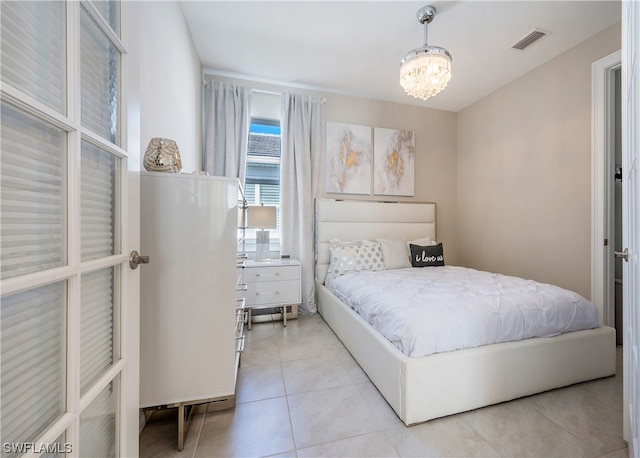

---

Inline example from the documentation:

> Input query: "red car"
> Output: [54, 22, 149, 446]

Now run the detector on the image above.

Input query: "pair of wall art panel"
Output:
[325, 122, 415, 197]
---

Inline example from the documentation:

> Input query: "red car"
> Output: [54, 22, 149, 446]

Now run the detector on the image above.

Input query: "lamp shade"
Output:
[247, 205, 277, 229]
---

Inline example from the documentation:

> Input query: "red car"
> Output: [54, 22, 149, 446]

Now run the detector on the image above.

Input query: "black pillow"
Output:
[410, 243, 445, 267]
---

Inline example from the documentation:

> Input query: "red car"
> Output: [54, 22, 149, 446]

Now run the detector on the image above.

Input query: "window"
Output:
[244, 117, 281, 251]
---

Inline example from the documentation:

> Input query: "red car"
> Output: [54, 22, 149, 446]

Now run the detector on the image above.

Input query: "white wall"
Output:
[139, 1, 202, 173]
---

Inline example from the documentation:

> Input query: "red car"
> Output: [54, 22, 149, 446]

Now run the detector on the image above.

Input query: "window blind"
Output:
[80, 268, 115, 396]
[79, 381, 116, 457]
[0, 101, 65, 280]
[0, 1, 65, 114]
[81, 141, 116, 262]
[80, 9, 119, 144]
[1, 282, 66, 449]
[259, 184, 280, 205]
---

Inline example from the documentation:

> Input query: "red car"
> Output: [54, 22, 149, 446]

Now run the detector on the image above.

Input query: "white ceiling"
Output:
[180, 1, 621, 112]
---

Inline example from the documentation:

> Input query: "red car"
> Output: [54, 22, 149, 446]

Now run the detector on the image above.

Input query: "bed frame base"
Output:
[318, 285, 616, 426]
[314, 199, 616, 426]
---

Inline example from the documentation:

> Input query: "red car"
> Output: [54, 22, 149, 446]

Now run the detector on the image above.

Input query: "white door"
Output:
[622, 0, 639, 455]
[0, 2, 140, 456]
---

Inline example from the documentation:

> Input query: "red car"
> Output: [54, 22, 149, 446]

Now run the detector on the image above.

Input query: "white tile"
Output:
[140, 315, 627, 458]
[523, 387, 627, 455]
[139, 407, 204, 458]
[282, 355, 353, 395]
[241, 338, 281, 366]
[287, 384, 395, 449]
[277, 332, 343, 362]
[236, 362, 285, 403]
[341, 358, 370, 384]
[245, 321, 276, 342]
[460, 399, 597, 457]
[384, 416, 501, 457]
[195, 397, 294, 457]
[297, 431, 400, 457]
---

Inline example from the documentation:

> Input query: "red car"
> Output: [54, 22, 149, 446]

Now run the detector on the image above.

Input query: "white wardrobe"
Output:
[140, 172, 239, 411]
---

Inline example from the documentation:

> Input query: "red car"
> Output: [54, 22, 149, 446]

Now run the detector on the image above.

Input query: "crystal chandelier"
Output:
[400, 5, 452, 101]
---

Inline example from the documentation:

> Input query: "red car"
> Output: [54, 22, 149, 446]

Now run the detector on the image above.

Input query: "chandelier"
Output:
[400, 5, 452, 101]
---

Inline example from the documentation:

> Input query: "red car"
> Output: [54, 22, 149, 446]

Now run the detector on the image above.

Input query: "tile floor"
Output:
[139, 314, 628, 458]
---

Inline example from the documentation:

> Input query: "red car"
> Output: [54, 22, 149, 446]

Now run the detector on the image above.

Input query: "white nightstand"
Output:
[240, 259, 301, 329]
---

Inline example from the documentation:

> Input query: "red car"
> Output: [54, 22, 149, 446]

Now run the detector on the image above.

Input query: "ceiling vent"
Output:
[511, 28, 550, 50]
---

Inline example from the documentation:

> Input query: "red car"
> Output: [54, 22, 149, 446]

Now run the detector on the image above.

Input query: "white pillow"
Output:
[406, 236, 435, 253]
[326, 239, 385, 278]
[377, 239, 411, 269]
[327, 243, 360, 277]
[329, 238, 360, 250]
[327, 239, 361, 277]
[357, 240, 385, 271]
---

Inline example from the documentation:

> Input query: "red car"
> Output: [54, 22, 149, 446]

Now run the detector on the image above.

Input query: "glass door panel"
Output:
[0, 1, 66, 114]
[81, 140, 117, 261]
[79, 379, 118, 458]
[80, 9, 120, 145]
[0, 101, 66, 280]
[0, 282, 66, 450]
[91, 1, 121, 36]
[80, 267, 116, 395]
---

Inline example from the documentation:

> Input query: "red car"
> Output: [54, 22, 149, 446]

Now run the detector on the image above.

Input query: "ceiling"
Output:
[180, 1, 621, 112]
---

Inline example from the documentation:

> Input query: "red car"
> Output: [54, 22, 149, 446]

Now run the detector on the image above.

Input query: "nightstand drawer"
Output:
[245, 280, 300, 306]
[244, 265, 299, 283]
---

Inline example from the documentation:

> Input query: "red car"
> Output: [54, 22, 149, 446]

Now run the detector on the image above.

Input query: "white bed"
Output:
[315, 198, 616, 426]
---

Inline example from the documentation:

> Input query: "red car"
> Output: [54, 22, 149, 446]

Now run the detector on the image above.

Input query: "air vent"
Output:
[511, 28, 550, 50]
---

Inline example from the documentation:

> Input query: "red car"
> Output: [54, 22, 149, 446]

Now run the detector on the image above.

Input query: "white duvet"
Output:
[324, 266, 600, 358]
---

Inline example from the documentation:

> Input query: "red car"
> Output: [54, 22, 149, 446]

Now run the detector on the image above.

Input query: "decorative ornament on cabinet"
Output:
[143, 137, 182, 173]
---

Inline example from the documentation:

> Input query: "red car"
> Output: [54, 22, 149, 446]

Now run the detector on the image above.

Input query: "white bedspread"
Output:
[325, 266, 600, 357]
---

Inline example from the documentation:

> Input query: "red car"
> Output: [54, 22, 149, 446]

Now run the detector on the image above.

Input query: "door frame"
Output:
[591, 50, 622, 327]
[121, 1, 141, 456]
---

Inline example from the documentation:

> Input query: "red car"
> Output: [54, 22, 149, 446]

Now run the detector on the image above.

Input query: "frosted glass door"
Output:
[0, 1, 136, 455]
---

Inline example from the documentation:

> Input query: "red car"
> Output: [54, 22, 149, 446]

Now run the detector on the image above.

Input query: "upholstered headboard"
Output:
[315, 199, 437, 283]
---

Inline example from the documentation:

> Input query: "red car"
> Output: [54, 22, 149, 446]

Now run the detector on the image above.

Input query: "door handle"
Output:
[614, 248, 629, 262]
[129, 250, 150, 269]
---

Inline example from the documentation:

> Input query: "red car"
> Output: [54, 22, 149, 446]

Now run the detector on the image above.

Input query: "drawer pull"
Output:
[255, 272, 280, 277]
[236, 283, 248, 291]
[256, 291, 280, 296]
[236, 336, 245, 353]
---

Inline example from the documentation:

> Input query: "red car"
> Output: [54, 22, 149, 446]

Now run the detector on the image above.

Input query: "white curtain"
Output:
[280, 92, 325, 315]
[203, 79, 250, 183]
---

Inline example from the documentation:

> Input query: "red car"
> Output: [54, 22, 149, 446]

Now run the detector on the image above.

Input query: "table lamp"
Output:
[247, 205, 277, 262]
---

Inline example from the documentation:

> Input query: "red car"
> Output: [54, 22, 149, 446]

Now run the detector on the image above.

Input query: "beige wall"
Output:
[139, 1, 202, 173]
[323, 93, 458, 264]
[207, 75, 459, 264]
[456, 22, 621, 299]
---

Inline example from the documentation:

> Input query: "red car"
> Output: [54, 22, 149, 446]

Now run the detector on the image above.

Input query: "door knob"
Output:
[614, 248, 629, 262]
[129, 250, 150, 269]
